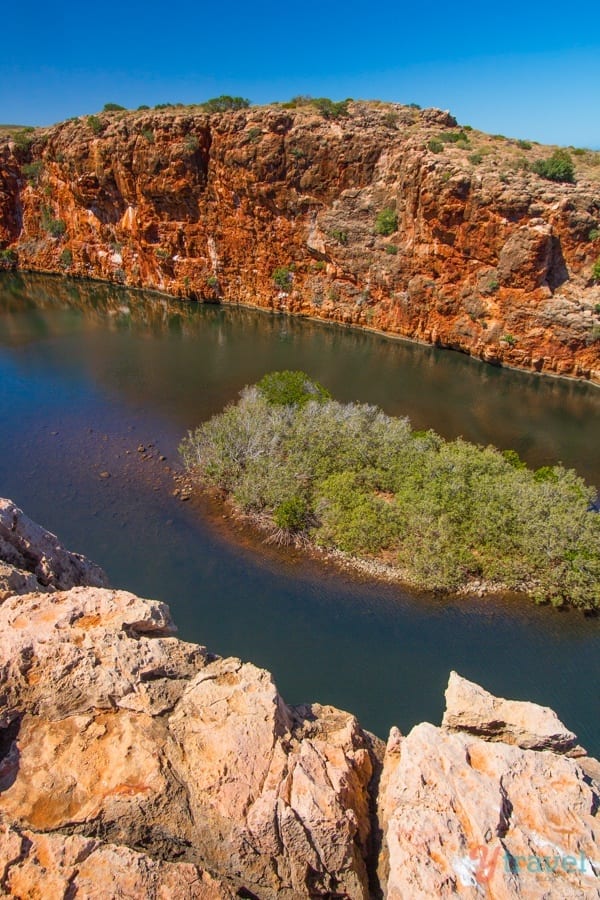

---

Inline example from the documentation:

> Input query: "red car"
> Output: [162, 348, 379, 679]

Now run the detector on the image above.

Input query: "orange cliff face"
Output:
[1, 102, 599, 382]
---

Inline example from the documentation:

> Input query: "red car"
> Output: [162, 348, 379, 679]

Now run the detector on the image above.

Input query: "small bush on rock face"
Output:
[59, 248, 73, 268]
[272, 266, 293, 290]
[439, 131, 470, 145]
[0, 248, 17, 268]
[184, 133, 200, 152]
[12, 127, 35, 151]
[41, 207, 66, 237]
[428, 138, 444, 153]
[103, 103, 125, 112]
[48, 219, 66, 237]
[592, 257, 600, 282]
[329, 228, 348, 245]
[88, 115, 104, 135]
[531, 149, 575, 183]
[375, 208, 398, 236]
[23, 161, 43, 185]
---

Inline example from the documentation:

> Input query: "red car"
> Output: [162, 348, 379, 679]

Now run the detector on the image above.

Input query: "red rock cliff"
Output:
[1, 102, 599, 381]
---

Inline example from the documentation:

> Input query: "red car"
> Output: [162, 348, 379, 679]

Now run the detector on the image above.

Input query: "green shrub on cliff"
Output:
[12, 127, 35, 151]
[310, 98, 350, 119]
[59, 248, 73, 268]
[375, 208, 398, 236]
[272, 266, 293, 290]
[592, 257, 600, 282]
[202, 96, 250, 113]
[0, 248, 17, 268]
[23, 161, 43, 185]
[87, 115, 104, 135]
[428, 138, 444, 154]
[41, 207, 67, 238]
[180, 374, 600, 609]
[532, 149, 575, 184]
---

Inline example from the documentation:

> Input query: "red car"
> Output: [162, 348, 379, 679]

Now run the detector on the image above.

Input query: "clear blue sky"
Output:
[3, 0, 599, 148]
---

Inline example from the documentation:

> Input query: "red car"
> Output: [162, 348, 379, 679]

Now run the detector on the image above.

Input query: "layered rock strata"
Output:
[0, 501, 599, 897]
[1, 103, 599, 382]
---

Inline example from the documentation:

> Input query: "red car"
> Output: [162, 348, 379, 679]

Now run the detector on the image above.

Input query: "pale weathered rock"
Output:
[497, 223, 554, 291]
[1, 505, 599, 898]
[0, 585, 382, 898]
[0, 823, 236, 899]
[0, 560, 42, 602]
[442, 670, 578, 751]
[379, 721, 600, 899]
[169, 663, 379, 897]
[0, 498, 108, 595]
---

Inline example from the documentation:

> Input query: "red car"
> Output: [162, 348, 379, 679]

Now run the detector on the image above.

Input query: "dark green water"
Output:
[1, 271, 599, 751]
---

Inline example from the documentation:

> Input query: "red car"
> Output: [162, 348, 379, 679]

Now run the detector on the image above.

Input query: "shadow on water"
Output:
[0, 271, 598, 750]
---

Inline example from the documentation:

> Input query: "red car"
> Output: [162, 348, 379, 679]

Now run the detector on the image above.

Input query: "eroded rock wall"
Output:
[1, 103, 599, 382]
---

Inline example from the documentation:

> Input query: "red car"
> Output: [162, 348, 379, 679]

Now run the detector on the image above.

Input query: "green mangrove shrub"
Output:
[180, 374, 600, 609]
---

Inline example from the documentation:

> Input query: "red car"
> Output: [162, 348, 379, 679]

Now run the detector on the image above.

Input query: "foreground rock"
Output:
[442, 670, 579, 751]
[0, 505, 598, 897]
[379, 675, 600, 898]
[0, 497, 107, 599]
[0, 823, 235, 899]
[0, 586, 382, 898]
[378, 724, 599, 898]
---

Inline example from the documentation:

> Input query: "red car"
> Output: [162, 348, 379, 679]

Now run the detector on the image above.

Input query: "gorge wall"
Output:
[1, 498, 599, 898]
[1, 102, 599, 382]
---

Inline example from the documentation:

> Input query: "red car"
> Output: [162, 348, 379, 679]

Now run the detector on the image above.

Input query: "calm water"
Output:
[1, 272, 599, 751]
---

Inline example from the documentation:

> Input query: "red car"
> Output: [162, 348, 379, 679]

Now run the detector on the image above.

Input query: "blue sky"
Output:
[3, 0, 599, 147]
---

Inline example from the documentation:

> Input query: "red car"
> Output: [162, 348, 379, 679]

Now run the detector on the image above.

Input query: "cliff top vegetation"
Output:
[4, 99, 599, 184]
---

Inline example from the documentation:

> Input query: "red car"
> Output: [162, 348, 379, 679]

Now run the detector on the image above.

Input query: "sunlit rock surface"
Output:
[1, 103, 599, 382]
[0, 503, 598, 897]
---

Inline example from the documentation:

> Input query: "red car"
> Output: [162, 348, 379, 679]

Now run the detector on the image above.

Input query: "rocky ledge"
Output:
[0, 499, 599, 898]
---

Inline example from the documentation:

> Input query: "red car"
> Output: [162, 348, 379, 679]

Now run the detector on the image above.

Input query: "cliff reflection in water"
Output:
[1, 271, 598, 488]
